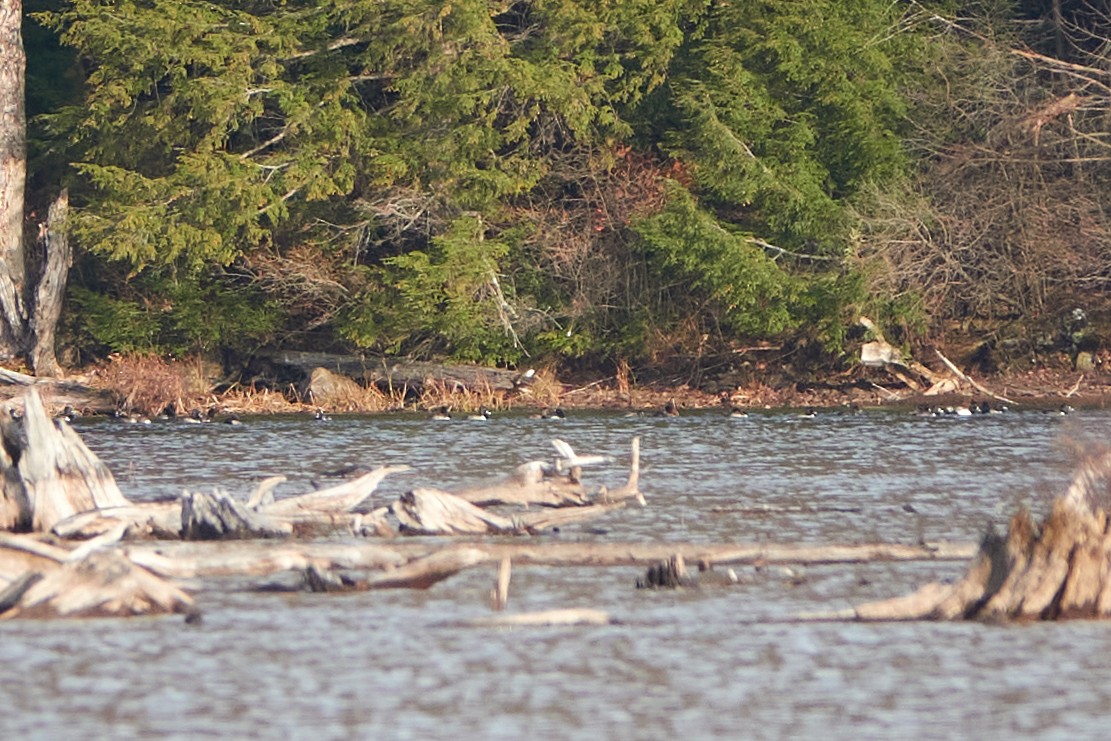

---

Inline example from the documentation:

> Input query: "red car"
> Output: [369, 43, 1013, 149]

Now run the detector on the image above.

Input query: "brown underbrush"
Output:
[82, 348, 1111, 420]
[93, 353, 216, 416]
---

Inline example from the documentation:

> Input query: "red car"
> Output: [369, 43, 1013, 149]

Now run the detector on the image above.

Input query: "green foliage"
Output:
[661, 0, 910, 253]
[67, 287, 162, 353]
[633, 183, 799, 337]
[342, 215, 522, 363]
[67, 270, 278, 355]
[27, 0, 998, 370]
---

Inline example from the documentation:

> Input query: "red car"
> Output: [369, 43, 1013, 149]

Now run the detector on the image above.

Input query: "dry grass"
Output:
[93, 353, 216, 416]
[418, 378, 503, 414]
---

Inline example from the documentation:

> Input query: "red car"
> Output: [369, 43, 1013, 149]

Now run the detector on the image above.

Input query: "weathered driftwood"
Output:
[452, 461, 589, 507]
[467, 608, 613, 627]
[394, 488, 519, 535]
[0, 531, 193, 620]
[0, 367, 117, 414]
[399, 437, 643, 534]
[259, 465, 409, 519]
[121, 539, 973, 582]
[492, 556, 511, 611]
[637, 554, 696, 589]
[8, 549, 194, 619]
[51, 503, 182, 540]
[838, 450, 1111, 622]
[50, 466, 409, 542]
[181, 490, 293, 540]
[392, 487, 631, 536]
[451, 437, 631, 507]
[2, 389, 129, 532]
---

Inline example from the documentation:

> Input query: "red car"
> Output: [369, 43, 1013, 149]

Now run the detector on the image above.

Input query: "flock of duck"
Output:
[55, 397, 1076, 427]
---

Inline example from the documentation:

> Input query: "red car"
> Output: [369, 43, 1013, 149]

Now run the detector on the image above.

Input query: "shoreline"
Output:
[3, 360, 1107, 418]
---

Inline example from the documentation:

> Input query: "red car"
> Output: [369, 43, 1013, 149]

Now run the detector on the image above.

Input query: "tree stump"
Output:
[852, 449, 1111, 622]
[1, 389, 129, 532]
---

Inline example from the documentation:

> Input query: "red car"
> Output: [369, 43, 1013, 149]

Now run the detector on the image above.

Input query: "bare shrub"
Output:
[94, 353, 215, 415]
[856, 8, 1111, 344]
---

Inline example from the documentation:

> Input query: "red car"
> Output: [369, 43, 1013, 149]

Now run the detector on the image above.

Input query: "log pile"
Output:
[0, 388, 647, 619]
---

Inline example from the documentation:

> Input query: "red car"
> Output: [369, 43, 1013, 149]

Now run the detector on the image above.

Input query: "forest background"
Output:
[1, 0, 1110, 403]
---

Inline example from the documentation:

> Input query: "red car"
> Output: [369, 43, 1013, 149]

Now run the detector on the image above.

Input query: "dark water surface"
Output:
[2, 408, 1110, 739]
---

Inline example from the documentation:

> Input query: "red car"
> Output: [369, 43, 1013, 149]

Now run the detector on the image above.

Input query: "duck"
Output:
[530, 407, 566, 420]
[799, 407, 817, 419]
[224, 414, 242, 426]
[182, 408, 206, 424]
[314, 409, 332, 422]
[430, 405, 452, 421]
[655, 399, 679, 417]
[727, 406, 749, 418]
[468, 406, 492, 421]
[57, 405, 78, 423]
[1056, 403, 1075, 415]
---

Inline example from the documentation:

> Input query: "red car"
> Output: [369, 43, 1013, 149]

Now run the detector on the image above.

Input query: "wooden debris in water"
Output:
[843, 449, 1111, 622]
[492, 556, 511, 611]
[1, 389, 129, 532]
[467, 608, 612, 627]
[0, 531, 193, 620]
[181, 489, 292, 540]
[637, 554, 695, 589]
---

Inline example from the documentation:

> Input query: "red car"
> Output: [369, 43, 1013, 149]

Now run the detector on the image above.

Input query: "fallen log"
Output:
[467, 608, 613, 627]
[0, 530, 194, 620]
[6, 548, 194, 620]
[259, 465, 410, 518]
[0, 368, 117, 414]
[181, 490, 293, 540]
[121, 539, 974, 581]
[393, 488, 519, 535]
[254, 350, 527, 394]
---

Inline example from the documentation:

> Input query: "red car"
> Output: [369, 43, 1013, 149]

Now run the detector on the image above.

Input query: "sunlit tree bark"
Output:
[0, 0, 26, 361]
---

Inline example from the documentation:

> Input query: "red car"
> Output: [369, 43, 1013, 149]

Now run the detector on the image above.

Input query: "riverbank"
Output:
[4, 347, 1107, 419]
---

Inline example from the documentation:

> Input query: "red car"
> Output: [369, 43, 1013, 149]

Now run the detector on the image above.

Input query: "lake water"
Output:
[2, 406, 1110, 739]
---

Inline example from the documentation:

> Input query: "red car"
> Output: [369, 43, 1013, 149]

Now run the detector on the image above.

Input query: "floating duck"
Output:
[655, 399, 679, 417]
[314, 409, 332, 422]
[468, 406, 492, 421]
[182, 409, 206, 424]
[727, 406, 749, 418]
[429, 406, 452, 421]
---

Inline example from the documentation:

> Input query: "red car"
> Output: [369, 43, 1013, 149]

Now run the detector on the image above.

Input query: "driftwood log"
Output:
[0, 367, 117, 414]
[392, 438, 643, 535]
[0, 530, 193, 619]
[1, 389, 129, 532]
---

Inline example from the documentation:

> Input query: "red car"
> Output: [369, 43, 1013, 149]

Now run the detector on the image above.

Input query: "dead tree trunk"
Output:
[1, 389, 129, 532]
[29, 190, 70, 377]
[0, 0, 26, 360]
